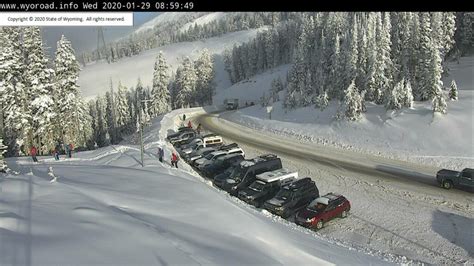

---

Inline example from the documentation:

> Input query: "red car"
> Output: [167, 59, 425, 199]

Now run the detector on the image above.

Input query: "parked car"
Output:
[221, 154, 282, 196]
[295, 193, 351, 230]
[166, 127, 194, 140]
[169, 130, 197, 146]
[177, 138, 203, 155]
[238, 168, 297, 207]
[213, 164, 239, 188]
[436, 168, 474, 189]
[195, 147, 244, 169]
[201, 153, 245, 179]
[194, 150, 229, 168]
[263, 177, 319, 218]
[187, 147, 216, 163]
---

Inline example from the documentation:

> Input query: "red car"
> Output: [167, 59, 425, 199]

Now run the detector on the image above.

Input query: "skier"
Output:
[68, 143, 73, 158]
[30, 146, 38, 163]
[196, 123, 202, 135]
[187, 120, 192, 128]
[171, 151, 179, 168]
[183, 114, 186, 121]
[158, 146, 164, 163]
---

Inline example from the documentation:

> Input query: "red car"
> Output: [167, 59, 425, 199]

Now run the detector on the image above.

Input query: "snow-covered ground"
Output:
[133, 12, 189, 34]
[0, 108, 401, 265]
[214, 57, 474, 170]
[79, 28, 267, 100]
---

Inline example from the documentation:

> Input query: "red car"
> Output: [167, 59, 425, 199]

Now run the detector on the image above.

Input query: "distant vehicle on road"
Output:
[295, 193, 351, 230]
[224, 98, 239, 110]
[436, 168, 474, 189]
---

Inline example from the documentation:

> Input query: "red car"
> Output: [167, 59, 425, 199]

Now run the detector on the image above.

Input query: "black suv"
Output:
[263, 177, 319, 218]
[222, 154, 282, 196]
[201, 153, 244, 179]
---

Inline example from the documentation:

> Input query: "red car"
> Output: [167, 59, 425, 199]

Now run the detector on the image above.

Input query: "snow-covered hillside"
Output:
[133, 12, 190, 34]
[0, 109, 399, 265]
[79, 28, 266, 100]
[214, 57, 474, 170]
[179, 12, 227, 32]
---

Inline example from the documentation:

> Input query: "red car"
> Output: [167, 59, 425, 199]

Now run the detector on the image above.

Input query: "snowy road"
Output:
[195, 111, 474, 264]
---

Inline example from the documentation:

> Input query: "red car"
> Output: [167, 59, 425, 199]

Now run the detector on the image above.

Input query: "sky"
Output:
[41, 12, 159, 57]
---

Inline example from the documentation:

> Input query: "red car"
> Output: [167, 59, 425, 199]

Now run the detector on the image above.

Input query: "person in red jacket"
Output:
[171, 152, 179, 168]
[30, 146, 38, 163]
[187, 120, 192, 128]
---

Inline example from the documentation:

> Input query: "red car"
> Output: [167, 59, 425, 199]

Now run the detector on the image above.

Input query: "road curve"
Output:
[195, 111, 473, 195]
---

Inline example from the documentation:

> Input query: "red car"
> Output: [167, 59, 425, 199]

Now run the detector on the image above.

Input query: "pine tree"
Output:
[23, 27, 57, 153]
[151, 51, 171, 116]
[0, 27, 30, 155]
[449, 80, 458, 100]
[54, 35, 90, 147]
[174, 57, 197, 108]
[194, 49, 215, 105]
[399, 78, 414, 108]
[343, 80, 363, 121]
[116, 81, 130, 127]
[432, 91, 447, 114]
[385, 80, 402, 110]
[270, 77, 284, 102]
[418, 13, 444, 101]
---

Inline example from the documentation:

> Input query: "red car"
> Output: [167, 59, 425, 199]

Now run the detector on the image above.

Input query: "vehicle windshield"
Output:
[230, 166, 247, 182]
[214, 158, 225, 166]
[249, 181, 265, 191]
[276, 189, 292, 200]
[308, 202, 327, 212]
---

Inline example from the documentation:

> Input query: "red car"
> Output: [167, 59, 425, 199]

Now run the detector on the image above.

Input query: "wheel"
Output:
[315, 220, 324, 230]
[442, 180, 453, 189]
[341, 210, 348, 218]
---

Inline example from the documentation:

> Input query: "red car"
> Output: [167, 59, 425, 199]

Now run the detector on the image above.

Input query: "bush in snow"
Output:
[449, 80, 458, 100]
[385, 81, 402, 110]
[343, 80, 363, 121]
[399, 79, 414, 108]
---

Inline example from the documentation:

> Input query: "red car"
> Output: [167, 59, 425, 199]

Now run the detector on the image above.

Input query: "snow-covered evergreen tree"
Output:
[399, 78, 414, 108]
[174, 57, 197, 108]
[54, 35, 91, 147]
[23, 27, 57, 152]
[432, 90, 447, 114]
[0, 27, 29, 155]
[449, 80, 458, 100]
[116, 81, 130, 127]
[194, 49, 215, 105]
[385, 80, 402, 110]
[343, 80, 363, 121]
[151, 51, 171, 116]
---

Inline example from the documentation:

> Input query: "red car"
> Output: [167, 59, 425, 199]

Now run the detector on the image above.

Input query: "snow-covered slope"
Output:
[180, 12, 227, 32]
[79, 28, 266, 100]
[214, 57, 474, 170]
[0, 109, 398, 265]
[133, 12, 189, 34]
